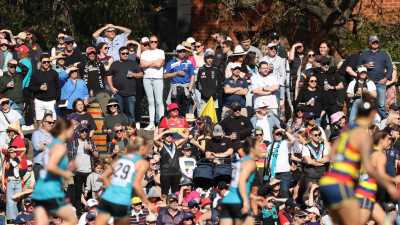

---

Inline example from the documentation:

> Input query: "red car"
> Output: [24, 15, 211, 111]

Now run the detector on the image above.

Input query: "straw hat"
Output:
[7, 123, 20, 134]
[230, 45, 247, 56]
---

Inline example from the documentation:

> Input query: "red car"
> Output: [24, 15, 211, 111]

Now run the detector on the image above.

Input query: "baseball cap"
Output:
[167, 102, 179, 111]
[188, 200, 199, 208]
[64, 35, 74, 42]
[254, 99, 268, 109]
[267, 42, 278, 48]
[86, 46, 96, 54]
[167, 194, 178, 203]
[107, 98, 119, 107]
[368, 35, 379, 44]
[141, 37, 150, 44]
[357, 65, 368, 73]
[254, 127, 263, 135]
[230, 102, 242, 111]
[176, 44, 186, 51]
[318, 56, 331, 65]
[204, 49, 215, 58]
[306, 206, 320, 216]
[212, 124, 224, 137]
[87, 198, 98, 207]
[186, 37, 196, 45]
[131, 197, 142, 205]
[27, 160, 33, 166]
[146, 214, 157, 223]
[294, 210, 308, 218]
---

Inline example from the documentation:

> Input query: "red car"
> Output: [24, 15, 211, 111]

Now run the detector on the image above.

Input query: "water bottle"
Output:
[324, 79, 329, 91]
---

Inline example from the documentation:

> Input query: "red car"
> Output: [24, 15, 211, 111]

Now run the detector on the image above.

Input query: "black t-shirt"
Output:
[296, 88, 324, 115]
[339, 53, 360, 84]
[80, 61, 107, 94]
[73, 112, 97, 131]
[64, 49, 86, 67]
[206, 137, 231, 154]
[196, 65, 223, 100]
[108, 60, 140, 96]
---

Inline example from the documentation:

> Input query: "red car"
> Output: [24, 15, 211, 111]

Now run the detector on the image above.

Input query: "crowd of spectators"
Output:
[0, 24, 398, 225]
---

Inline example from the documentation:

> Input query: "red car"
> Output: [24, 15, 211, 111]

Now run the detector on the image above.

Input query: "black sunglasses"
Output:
[42, 61, 51, 64]
[150, 41, 158, 44]
[195, 45, 202, 48]
[44, 121, 55, 125]
[308, 54, 315, 57]
[312, 133, 321, 137]
[115, 129, 124, 133]
[120, 52, 129, 55]
[0, 44, 7, 47]
[309, 79, 317, 83]
[1, 101, 9, 105]
[65, 41, 73, 45]
[8, 64, 17, 68]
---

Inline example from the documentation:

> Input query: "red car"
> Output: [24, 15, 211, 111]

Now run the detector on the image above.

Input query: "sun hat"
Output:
[186, 37, 196, 45]
[330, 111, 345, 124]
[87, 198, 98, 207]
[230, 45, 247, 56]
[357, 65, 368, 73]
[306, 206, 320, 216]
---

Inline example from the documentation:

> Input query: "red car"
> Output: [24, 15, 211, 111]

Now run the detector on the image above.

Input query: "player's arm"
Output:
[238, 160, 256, 213]
[134, 159, 155, 212]
[100, 161, 115, 187]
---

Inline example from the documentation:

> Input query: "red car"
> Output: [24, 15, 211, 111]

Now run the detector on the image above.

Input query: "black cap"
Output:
[318, 56, 331, 65]
[107, 98, 119, 107]
[188, 200, 199, 208]
[230, 102, 241, 111]
[271, 32, 279, 40]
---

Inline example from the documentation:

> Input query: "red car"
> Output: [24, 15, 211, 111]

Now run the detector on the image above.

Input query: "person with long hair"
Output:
[95, 137, 155, 225]
[31, 119, 78, 225]
[318, 97, 400, 225]
[219, 137, 263, 225]
[97, 42, 113, 71]
[355, 131, 400, 225]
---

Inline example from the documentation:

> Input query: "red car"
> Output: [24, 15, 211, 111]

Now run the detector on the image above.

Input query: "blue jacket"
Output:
[61, 79, 89, 109]
[358, 49, 393, 82]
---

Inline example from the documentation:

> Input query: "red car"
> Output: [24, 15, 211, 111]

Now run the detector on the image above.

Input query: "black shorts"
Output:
[219, 203, 249, 220]
[33, 198, 67, 215]
[97, 199, 130, 218]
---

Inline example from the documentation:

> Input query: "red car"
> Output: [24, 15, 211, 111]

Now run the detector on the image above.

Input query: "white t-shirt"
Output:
[251, 74, 279, 109]
[346, 79, 376, 95]
[268, 140, 291, 173]
[141, 49, 165, 79]
[0, 109, 22, 148]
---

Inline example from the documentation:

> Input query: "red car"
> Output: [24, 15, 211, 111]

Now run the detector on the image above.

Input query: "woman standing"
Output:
[95, 137, 155, 225]
[31, 119, 78, 225]
[97, 42, 113, 71]
[220, 137, 263, 225]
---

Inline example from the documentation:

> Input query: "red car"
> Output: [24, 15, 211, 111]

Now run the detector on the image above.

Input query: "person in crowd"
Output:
[164, 44, 195, 115]
[319, 97, 400, 225]
[108, 123, 128, 158]
[347, 65, 377, 126]
[96, 42, 113, 71]
[60, 66, 89, 116]
[243, 52, 259, 110]
[102, 98, 129, 134]
[80, 46, 109, 115]
[328, 111, 347, 142]
[220, 137, 262, 225]
[252, 61, 280, 114]
[95, 137, 155, 225]
[358, 35, 393, 119]
[0, 38, 13, 72]
[205, 124, 233, 161]
[51, 32, 66, 57]
[214, 40, 233, 73]
[222, 66, 248, 118]
[67, 125, 98, 214]
[0, 97, 22, 149]
[107, 46, 143, 123]
[260, 42, 287, 113]
[68, 99, 97, 137]
[31, 113, 54, 179]
[302, 127, 330, 188]
[179, 143, 197, 184]
[140, 35, 165, 130]
[157, 194, 185, 225]
[225, 45, 246, 78]
[0, 59, 27, 115]
[193, 41, 205, 71]
[52, 52, 69, 87]
[84, 163, 104, 200]
[288, 42, 305, 91]
[130, 197, 149, 225]
[63, 36, 85, 67]
[93, 24, 131, 61]
[296, 75, 325, 124]
[126, 40, 141, 61]
[239, 33, 262, 60]
[158, 103, 189, 134]
[220, 102, 253, 148]
[4, 147, 22, 222]
[196, 49, 223, 113]
[269, 32, 287, 59]
[77, 198, 98, 225]
[153, 129, 188, 196]
[29, 54, 60, 122]
[31, 119, 78, 225]
[250, 100, 281, 144]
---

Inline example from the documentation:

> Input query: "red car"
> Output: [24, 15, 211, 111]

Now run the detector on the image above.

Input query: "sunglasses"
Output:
[42, 61, 51, 64]
[8, 64, 17, 68]
[177, 50, 185, 53]
[115, 129, 124, 133]
[1, 100, 9, 105]
[0, 44, 7, 47]
[308, 54, 315, 57]
[150, 41, 158, 44]
[309, 79, 317, 83]
[103, 47, 109, 50]
[195, 45, 202, 48]
[120, 52, 129, 55]
[88, 52, 96, 55]
[109, 104, 118, 108]
[44, 120, 55, 125]
[65, 41, 73, 45]
[312, 133, 321, 137]
[142, 43, 149, 46]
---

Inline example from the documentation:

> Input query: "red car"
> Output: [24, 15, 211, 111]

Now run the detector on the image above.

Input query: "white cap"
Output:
[306, 207, 320, 216]
[27, 160, 33, 166]
[87, 198, 98, 207]
[176, 44, 186, 51]
[254, 99, 268, 109]
[146, 214, 157, 222]
[267, 42, 278, 48]
[186, 37, 196, 44]
[357, 65, 368, 73]
[141, 37, 150, 44]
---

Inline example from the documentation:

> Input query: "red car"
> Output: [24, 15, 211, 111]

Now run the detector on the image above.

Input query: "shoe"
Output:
[21, 125, 35, 131]
[144, 123, 155, 130]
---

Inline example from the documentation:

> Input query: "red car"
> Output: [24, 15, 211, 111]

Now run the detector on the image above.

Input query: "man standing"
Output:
[29, 54, 60, 122]
[358, 35, 393, 119]
[222, 66, 248, 118]
[239, 33, 262, 60]
[164, 45, 195, 115]
[63, 36, 85, 67]
[251, 61, 280, 115]
[93, 24, 131, 61]
[107, 47, 143, 123]
[140, 35, 165, 130]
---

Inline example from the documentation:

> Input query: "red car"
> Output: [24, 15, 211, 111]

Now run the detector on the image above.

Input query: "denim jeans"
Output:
[143, 78, 164, 124]
[275, 172, 292, 198]
[376, 83, 387, 119]
[6, 179, 22, 220]
[10, 100, 25, 125]
[349, 99, 362, 127]
[115, 94, 136, 123]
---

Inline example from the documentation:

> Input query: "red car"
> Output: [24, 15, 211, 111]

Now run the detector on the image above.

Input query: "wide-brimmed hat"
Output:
[107, 98, 119, 107]
[330, 111, 345, 124]
[357, 65, 368, 73]
[7, 123, 20, 134]
[185, 113, 196, 122]
[230, 45, 247, 56]
[306, 207, 320, 216]
[16, 32, 27, 40]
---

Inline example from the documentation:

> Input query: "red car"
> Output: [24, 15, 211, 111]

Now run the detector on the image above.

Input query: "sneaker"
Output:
[144, 123, 155, 130]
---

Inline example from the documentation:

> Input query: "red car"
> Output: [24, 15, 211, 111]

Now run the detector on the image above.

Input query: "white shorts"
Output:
[34, 98, 56, 121]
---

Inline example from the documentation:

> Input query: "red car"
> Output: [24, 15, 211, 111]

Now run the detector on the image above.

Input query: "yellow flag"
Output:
[200, 97, 218, 124]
